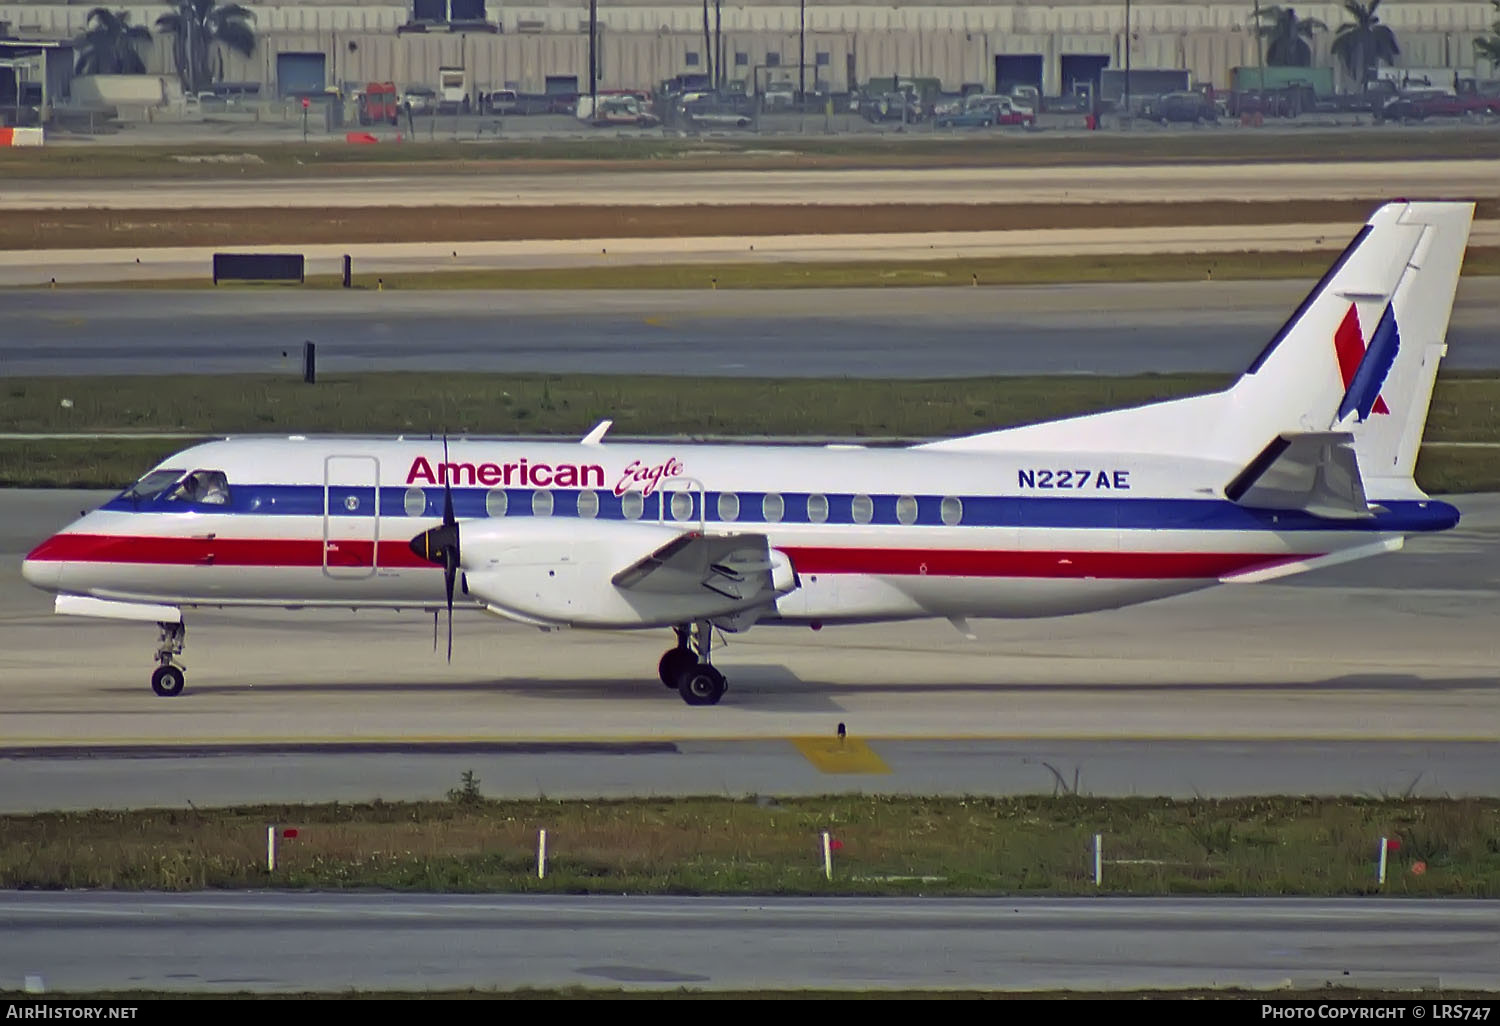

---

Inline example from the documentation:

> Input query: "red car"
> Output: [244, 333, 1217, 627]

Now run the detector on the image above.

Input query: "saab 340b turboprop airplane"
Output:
[21, 201, 1474, 705]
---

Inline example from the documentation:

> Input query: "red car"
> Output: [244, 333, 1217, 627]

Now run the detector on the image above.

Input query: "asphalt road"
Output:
[2, 490, 1497, 806]
[2, 894, 1494, 993]
[5, 279, 1498, 377]
[6, 160, 1498, 208]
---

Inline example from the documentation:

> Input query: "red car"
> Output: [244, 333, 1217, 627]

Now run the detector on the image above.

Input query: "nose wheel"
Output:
[151, 621, 186, 697]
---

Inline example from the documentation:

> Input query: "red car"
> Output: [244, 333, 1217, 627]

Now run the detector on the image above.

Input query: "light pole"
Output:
[588, 0, 597, 110]
[1252, 0, 1265, 91]
[1123, 0, 1131, 115]
[799, 0, 806, 104]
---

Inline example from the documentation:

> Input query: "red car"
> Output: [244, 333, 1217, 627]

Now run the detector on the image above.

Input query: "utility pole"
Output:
[799, 0, 806, 104]
[588, 0, 597, 109]
[714, 0, 722, 92]
[1124, 0, 1131, 115]
[702, 0, 712, 89]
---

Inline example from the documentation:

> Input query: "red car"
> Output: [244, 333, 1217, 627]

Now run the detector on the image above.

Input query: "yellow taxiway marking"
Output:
[791, 736, 892, 774]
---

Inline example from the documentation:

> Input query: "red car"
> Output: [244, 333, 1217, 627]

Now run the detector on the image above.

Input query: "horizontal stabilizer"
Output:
[1225, 432, 1373, 519]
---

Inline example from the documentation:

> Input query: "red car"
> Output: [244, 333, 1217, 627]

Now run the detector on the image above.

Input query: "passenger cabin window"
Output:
[622, 491, 644, 520]
[486, 489, 508, 517]
[717, 492, 739, 522]
[122, 468, 185, 502]
[168, 470, 230, 505]
[532, 490, 554, 517]
[896, 495, 918, 525]
[670, 491, 694, 522]
[762, 493, 784, 523]
[806, 494, 829, 524]
[851, 494, 874, 524]
[405, 487, 427, 517]
[577, 490, 600, 519]
[941, 496, 964, 526]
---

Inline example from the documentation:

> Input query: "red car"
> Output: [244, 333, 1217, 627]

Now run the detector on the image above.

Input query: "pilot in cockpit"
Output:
[170, 470, 230, 506]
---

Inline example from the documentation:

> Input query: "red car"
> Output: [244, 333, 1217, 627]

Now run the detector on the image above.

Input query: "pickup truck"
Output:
[1377, 89, 1500, 122]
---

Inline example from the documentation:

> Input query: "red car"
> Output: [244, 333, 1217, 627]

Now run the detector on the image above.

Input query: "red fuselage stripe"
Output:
[26, 534, 1310, 580]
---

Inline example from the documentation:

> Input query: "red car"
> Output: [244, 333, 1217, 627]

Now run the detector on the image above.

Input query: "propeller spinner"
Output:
[408, 436, 460, 661]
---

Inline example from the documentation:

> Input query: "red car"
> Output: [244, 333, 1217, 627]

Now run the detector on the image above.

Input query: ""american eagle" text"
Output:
[406, 456, 605, 489]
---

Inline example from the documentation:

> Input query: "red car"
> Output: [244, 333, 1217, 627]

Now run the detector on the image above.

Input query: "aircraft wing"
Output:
[1224, 432, 1374, 519]
[612, 531, 793, 603]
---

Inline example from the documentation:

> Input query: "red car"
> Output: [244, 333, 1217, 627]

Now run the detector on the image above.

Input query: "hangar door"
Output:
[1060, 54, 1110, 97]
[994, 55, 1042, 94]
[277, 52, 327, 97]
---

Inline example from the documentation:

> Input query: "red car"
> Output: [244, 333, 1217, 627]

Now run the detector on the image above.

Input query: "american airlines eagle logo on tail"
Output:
[1334, 301, 1400, 422]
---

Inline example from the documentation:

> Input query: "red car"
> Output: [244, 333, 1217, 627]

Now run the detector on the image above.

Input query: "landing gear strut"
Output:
[151, 621, 186, 697]
[659, 621, 726, 706]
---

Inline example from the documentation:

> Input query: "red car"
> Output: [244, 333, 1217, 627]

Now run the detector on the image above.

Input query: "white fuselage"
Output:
[21, 436, 1456, 629]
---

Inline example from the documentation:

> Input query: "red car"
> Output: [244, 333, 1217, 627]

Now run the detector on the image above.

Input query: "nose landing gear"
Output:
[151, 621, 186, 697]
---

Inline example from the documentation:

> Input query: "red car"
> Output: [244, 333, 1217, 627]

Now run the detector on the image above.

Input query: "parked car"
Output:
[1142, 91, 1218, 124]
[485, 89, 520, 115]
[934, 96, 1035, 128]
[401, 85, 436, 115]
[860, 91, 925, 123]
[581, 95, 660, 127]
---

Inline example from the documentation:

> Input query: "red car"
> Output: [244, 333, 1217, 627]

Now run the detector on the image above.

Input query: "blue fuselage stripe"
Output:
[99, 486, 1462, 534]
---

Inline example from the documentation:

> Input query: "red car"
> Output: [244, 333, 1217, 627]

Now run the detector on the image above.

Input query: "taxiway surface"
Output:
[2, 894, 1494, 993]
[2, 490, 1496, 807]
[6, 161, 1499, 209]
[5, 279, 1498, 377]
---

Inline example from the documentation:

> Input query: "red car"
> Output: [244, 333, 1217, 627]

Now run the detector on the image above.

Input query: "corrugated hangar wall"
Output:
[3, 2, 1496, 94]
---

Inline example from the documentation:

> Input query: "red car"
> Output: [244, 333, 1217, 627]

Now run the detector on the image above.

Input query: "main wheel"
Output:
[677, 664, 726, 706]
[659, 648, 696, 689]
[151, 665, 185, 697]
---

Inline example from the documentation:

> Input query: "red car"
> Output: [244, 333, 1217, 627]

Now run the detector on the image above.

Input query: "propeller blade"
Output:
[444, 548, 457, 663]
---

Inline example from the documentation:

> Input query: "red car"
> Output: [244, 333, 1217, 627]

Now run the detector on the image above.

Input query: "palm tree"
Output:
[73, 8, 152, 76]
[1255, 6, 1326, 68]
[1475, 0, 1500, 66]
[155, 0, 256, 95]
[1331, 0, 1400, 90]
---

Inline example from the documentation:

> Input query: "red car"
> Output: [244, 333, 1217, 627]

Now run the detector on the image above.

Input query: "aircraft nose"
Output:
[21, 555, 61, 592]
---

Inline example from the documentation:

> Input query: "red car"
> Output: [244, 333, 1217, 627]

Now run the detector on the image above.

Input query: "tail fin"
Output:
[1232, 201, 1472, 496]
[919, 200, 1473, 501]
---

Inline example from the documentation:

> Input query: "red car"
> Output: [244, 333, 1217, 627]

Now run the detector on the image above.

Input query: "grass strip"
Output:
[11, 199, 1499, 251]
[2, 795, 1496, 896]
[5, 129, 1500, 179]
[6, 372, 1500, 491]
[40, 246, 1500, 292]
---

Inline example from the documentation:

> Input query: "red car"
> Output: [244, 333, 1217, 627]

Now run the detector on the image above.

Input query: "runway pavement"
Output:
[6, 160, 1499, 209]
[21, 221, 1500, 286]
[2, 489, 1497, 807]
[2, 894, 1494, 993]
[5, 279, 1498, 377]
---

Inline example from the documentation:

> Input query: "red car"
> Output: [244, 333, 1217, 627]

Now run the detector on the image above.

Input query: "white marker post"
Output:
[1378, 836, 1388, 885]
[267, 825, 276, 873]
[537, 829, 547, 880]
[1093, 834, 1103, 887]
[822, 832, 833, 881]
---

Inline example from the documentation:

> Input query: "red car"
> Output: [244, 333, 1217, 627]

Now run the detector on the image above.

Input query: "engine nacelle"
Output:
[457, 518, 795, 629]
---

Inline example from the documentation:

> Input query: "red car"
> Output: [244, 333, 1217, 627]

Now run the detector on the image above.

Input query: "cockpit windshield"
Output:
[167, 470, 231, 505]
[121, 469, 185, 502]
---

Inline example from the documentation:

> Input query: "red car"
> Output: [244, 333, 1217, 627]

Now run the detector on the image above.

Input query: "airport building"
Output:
[1, 0, 1496, 102]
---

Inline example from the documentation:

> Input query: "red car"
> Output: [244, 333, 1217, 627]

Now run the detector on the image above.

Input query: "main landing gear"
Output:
[151, 621, 186, 697]
[657, 621, 726, 706]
